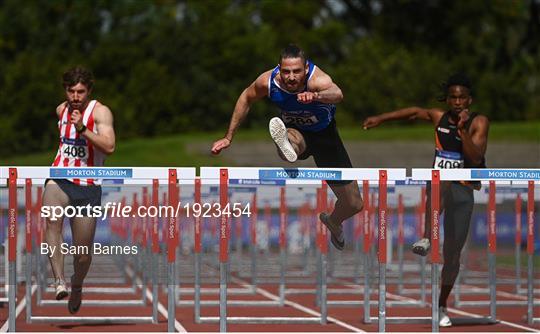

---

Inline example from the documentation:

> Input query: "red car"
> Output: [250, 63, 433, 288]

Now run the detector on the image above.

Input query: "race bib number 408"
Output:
[61, 138, 89, 160]
[434, 150, 464, 169]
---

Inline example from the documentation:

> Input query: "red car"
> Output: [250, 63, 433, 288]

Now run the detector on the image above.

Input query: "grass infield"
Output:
[1, 121, 538, 166]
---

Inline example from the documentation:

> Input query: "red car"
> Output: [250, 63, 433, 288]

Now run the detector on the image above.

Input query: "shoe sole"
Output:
[412, 246, 429, 257]
[320, 214, 344, 251]
[68, 300, 81, 314]
[330, 235, 345, 251]
[68, 289, 82, 314]
[56, 290, 68, 300]
[269, 118, 297, 163]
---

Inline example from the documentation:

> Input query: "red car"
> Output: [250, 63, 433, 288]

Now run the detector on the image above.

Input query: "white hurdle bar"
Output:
[199, 167, 406, 332]
[25, 182, 145, 314]
[411, 168, 540, 328]
[2, 166, 196, 332]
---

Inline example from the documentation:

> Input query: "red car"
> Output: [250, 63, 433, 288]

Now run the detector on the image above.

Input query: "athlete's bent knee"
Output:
[46, 219, 63, 232]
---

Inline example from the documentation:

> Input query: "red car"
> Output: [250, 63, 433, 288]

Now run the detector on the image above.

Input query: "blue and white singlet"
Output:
[268, 61, 336, 132]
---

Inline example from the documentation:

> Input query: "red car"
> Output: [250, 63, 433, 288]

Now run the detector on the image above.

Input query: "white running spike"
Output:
[269, 117, 297, 162]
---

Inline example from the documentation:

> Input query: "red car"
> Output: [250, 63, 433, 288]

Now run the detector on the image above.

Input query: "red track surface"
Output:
[1, 254, 539, 333]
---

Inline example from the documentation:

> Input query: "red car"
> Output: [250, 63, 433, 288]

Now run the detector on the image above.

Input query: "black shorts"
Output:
[45, 179, 102, 209]
[287, 119, 353, 185]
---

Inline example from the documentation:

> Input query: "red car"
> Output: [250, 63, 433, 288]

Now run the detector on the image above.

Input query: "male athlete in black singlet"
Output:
[362, 73, 489, 327]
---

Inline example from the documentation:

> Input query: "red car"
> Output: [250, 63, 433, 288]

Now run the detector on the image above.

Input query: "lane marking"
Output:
[342, 281, 540, 333]
[0, 284, 37, 332]
[125, 265, 187, 333]
[201, 264, 365, 332]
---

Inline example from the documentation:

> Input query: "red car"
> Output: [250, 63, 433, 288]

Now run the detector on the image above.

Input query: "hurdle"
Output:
[2, 167, 17, 332]
[231, 186, 316, 285]
[198, 167, 409, 332]
[3, 166, 196, 332]
[282, 192, 337, 296]
[328, 173, 432, 313]
[525, 179, 539, 325]
[0, 183, 5, 306]
[452, 181, 540, 309]
[454, 184, 540, 290]
[196, 169, 327, 331]
[0, 182, 8, 306]
[30, 183, 149, 308]
[185, 178, 275, 313]
[410, 168, 540, 329]
[177, 179, 283, 312]
[27, 184, 146, 311]
[395, 185, 429, 298]
[26, 169, 166, 325]
[373, 169, 478, 331]
[198, 168, 318, 330]
[516, 190, 540, 296]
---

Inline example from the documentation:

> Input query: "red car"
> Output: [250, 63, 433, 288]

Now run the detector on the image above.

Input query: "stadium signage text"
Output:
[259, 169, 342, 180]
[50, 168, 133, 178]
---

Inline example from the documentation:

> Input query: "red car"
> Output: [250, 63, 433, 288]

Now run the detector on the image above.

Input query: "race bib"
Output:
[434, 150, 464, 169]
[61, 137, 89, 160]
[282, 113, 319, 126]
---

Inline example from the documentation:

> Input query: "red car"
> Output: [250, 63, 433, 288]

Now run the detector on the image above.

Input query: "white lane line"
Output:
[460, 283, 539, 301]
[446, 307, 540, 333]
[342, 282, 540, 333]
[229, 276, 366, 332]
[125, 265, 187, 333]
[0, 284, 37, 332]
[201, 263, 365, 332]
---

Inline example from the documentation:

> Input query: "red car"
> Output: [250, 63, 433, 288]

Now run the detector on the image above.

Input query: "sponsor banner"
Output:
[471, 169, 540, 180]
[259, 169, 342, 181]
[50, 168, 133, 179]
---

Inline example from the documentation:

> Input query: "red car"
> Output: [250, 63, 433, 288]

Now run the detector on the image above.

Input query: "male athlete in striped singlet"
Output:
[43, 67, 115, 314]
[363, 73, 489, 327]
[211, 44, 363, 251]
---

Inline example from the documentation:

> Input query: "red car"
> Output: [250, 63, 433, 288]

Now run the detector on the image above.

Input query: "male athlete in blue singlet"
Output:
[211, 44, 363, 250]
[363, 73, 490, 327]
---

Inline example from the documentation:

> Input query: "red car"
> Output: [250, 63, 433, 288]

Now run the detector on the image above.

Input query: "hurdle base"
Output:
[44, 287, 137, 294]
[198, 316, 322, 324]
[328, 300, 425, 307]
[38, 300, 146, 307]
[177, 300, 280, 307]
[457, 300, 539, 307]
[369, 316, 499, 325]
[370, 316, 432, 324]
[285, 287, 376, 295]
[178, 287, 255, 295]
[29, 316, 154, 324]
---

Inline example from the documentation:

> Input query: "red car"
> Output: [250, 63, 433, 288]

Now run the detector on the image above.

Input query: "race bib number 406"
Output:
[61, 138, 89, 160]
[434, 150, 464, 169]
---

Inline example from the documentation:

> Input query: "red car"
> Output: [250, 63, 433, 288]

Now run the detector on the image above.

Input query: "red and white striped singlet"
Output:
[52, 100, 105, 185]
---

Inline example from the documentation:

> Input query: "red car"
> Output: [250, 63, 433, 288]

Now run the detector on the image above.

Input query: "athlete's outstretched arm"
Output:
[362, 107, 443, 129]
[78, 105, 116, 155]
[211, 71, 270, 155]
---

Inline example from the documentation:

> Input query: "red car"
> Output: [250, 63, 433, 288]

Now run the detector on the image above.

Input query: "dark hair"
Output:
[62, 66, 94, 90]
[438, 72, 472, 101]
[279, 44, 307, 65]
